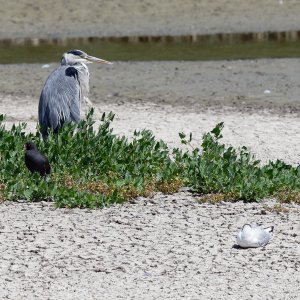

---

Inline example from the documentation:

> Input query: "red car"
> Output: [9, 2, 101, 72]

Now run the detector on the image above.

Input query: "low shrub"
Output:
[0, 112, 299, 208]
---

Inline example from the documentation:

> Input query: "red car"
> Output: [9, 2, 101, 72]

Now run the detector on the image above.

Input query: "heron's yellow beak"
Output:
[85, 55, 113, 65]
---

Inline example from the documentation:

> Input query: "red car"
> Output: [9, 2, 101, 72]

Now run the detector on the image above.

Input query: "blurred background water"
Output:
[0, 31, 299, 63]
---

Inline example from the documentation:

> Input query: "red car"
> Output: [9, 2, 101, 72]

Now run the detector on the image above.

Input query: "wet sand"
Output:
[1, 59, 300, 111]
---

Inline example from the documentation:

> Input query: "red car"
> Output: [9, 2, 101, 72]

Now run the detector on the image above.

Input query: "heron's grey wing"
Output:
[38, 66, 81, 134]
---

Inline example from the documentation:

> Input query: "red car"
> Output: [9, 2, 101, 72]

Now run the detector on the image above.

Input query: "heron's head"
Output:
[61, 50, 113, 66]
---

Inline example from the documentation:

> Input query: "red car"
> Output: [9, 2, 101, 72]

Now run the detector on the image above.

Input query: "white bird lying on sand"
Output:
[236, 223, 274, 248]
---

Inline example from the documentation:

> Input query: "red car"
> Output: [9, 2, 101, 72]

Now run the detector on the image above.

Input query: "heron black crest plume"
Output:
[67, 50, 85, 56]
[38, 49, 112, 138]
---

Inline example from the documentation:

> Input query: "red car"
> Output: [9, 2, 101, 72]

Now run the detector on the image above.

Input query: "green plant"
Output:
[174, 122, 300, 201]
[0, 110, 180, 208]
[1, 113, 300, 208]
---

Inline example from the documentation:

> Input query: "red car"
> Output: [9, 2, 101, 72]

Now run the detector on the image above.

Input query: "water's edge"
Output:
[0, 30, 300, 63]
[1, 30, 300, 46]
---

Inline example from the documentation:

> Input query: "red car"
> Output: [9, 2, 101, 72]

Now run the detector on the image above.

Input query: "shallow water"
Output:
[0, 31, 300, 64]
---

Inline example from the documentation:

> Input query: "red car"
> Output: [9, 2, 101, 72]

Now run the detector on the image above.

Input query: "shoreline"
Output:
[1, 29, 300, 46]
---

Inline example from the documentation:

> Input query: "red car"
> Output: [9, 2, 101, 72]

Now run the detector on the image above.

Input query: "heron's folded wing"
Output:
[39, 66, 81, 132]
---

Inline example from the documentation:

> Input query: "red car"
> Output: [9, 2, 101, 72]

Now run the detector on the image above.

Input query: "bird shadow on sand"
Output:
[232, 244, 267, 250]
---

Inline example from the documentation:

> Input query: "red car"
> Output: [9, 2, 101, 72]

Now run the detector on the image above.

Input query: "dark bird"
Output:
[24, 142, 51, 176]
[38, 49, 112, 138]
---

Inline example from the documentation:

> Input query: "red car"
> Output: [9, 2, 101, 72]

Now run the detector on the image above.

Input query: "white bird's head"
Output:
[241, 223, 253, 233]
[61, 50, 113, 66]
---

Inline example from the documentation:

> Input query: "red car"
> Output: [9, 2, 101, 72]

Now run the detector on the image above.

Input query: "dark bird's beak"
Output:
[85, 55, 113, 65]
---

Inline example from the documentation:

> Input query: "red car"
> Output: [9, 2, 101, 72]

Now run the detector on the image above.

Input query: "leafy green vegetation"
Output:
[0, 111, 299, 208]
[175, 123, 300, 202]
[0, 110, 180, 208]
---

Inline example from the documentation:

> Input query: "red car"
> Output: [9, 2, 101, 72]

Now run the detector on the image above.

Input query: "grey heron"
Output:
[38, 49, 112, 138]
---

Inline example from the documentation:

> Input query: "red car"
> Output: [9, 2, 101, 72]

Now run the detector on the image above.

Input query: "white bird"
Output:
[236, 223, 274, 248]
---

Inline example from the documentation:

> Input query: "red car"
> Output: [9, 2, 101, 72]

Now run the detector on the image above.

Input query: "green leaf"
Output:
[211, 122, 224, 138]
[23, 189, 32, 200]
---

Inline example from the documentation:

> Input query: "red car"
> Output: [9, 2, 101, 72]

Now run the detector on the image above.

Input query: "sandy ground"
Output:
[0, 60, 300, 299]
[0, 196, 299, 299]
[0, 0, 300, 39]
